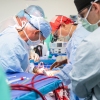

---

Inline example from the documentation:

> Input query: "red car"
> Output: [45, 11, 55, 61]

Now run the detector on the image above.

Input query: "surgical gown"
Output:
[55, 24, 91, 85]
[55, 24, 91, 100]
[70, 27, 100, 100]
[0, 26, 29, 73]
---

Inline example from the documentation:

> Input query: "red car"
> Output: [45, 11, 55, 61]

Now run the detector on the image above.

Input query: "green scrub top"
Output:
[0, 67, 11, 100]
[44, 34, 52, 50]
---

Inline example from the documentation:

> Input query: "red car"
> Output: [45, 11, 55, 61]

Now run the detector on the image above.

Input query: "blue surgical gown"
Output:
[70, 27, 100, 100]
[0, 26, 29, 73]
[55, 24, 91, 100]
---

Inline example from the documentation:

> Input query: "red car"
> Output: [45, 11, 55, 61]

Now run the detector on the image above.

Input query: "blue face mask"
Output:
[27, 38, 41, 46]
[22, 16, 41, 46]
[23, 29, 41, 46]
[81, 6, 100, 32]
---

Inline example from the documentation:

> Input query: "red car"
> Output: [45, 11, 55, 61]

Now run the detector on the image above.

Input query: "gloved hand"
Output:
[50, 61, 62, 70]
[50, 56, 68, 70]
[30, 49, 40, 62]
[50, 59, 68, 70]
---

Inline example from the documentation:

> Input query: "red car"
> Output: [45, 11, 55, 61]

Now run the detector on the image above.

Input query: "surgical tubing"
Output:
[30, 74, 66, 100]
[11, 84, 46, 100]
[10, 74, 64, 100]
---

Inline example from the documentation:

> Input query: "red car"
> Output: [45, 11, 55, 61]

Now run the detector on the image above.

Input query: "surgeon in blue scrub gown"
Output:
[47, 15, 92, 100]
[0, 13, 51, 73]
[70, 0, 100, 100]
[0, 5, 46, 62]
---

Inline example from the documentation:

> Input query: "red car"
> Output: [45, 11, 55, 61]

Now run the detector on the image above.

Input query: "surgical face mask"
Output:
[24, 15, 42, 46]
[81, 6, 100, 32]
[23, 29, 41, 46]
[58, 25, 73, 42]
[17, 20, 41, 46]
[58, 35, 71, 42]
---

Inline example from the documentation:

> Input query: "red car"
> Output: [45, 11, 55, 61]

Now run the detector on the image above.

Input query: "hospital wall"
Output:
[0, 0, 77, 22]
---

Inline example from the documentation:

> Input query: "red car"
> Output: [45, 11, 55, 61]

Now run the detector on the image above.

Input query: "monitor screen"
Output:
[57, 43, 62, 47]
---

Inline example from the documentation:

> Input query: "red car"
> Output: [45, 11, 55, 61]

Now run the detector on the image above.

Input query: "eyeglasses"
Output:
[50, 24, 62, 43]
[51, 29, 59, 43]
[24, 9, 44, 38]
[24, 9, 32, 18]
[78, 4, 92, 19]
[78, 9, 88, 18]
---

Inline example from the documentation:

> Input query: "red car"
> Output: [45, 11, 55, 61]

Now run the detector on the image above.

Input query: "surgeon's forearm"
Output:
[55, 63, 72, 85]
[55, 69, 71, 85]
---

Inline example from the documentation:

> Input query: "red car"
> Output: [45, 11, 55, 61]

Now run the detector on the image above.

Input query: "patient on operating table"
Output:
[33, 66, 60, 76]
[33, 56, 68, 76]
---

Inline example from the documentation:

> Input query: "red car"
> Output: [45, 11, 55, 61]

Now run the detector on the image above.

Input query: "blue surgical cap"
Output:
[29, 16, 51, 38]
[17, 5, 45, 20]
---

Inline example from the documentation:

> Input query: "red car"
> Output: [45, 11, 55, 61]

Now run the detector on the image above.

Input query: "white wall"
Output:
[0, 0, 77, 22]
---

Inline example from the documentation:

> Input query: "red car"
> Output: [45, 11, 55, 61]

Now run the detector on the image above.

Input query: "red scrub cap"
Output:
[50, 15, 74, 31]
